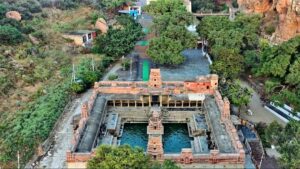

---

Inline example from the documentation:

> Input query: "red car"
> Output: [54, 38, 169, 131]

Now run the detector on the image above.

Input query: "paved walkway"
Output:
[239, 80, 285, 126]
[36, 62, 123, 168]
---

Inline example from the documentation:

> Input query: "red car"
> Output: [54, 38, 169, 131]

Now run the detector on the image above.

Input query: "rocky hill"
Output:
[237, 0, 300, 42]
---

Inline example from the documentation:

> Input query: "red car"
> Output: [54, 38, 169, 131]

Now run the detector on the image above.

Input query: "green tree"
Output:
[255, 37, 300, 112]
[277, 120, 300, 169]
[76, 59, 102, 87]
[0, 25, 24, 45]
[264, 121, 283, 146]
[161, 25, 197, 49]
[0, 4, 8, 20]
[151, 160, 181, 169]
[286, 57, 300, 85]
[211, 47, 244, 79]
[191, 0, 215, 12]
[196, 14, 261, 77]
[224, 80, 252, 114]
[143, 0, 187, 16]
[87, 145, 151, 169]
[152, 10, 194, 34]
[147, 37, 185, 65]
[100, 0, 129, 9]
[93, 16, 143, 58]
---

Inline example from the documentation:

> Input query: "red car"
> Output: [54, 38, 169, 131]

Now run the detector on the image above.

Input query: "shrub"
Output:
[21, 24, 35, 34]
[122, 58, 131, 70]
[0, 18, 22, 30]
[100, 56, 114, 69]
[18, 0, 42, 13]
[70, 81, 86, 93]
[88, 11, 105, 24]
[265, 25, 276, 35]
[9, 6, 33, 20]
[57, 0, 78, 10]
[0, 25, 24, 45]
[108, 74, 118, 80]
[31, 30, 46, 41]
[0, 4, 8, 20]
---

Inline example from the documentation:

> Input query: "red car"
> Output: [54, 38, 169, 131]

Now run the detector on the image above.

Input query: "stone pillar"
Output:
[222, 97, 230, 120]
[113, 100, 115, 107]
[121, 100, 123, 107]
[160, 95, 162, 107]
[149, 95, 151, 107]
[81, 102, 89, 119]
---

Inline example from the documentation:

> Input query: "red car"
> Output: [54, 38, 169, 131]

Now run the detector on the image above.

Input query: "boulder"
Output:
[95, 18, 108, 34]
[6, 11, 22, 21]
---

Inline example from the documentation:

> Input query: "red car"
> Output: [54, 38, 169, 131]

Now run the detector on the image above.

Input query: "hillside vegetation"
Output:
[0, 1, 103, 167]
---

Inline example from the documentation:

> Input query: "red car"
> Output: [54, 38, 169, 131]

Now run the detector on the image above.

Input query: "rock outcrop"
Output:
[6, 11, 22, 21]
[237, 0, 300, 41]
[94, 18, 108, 34]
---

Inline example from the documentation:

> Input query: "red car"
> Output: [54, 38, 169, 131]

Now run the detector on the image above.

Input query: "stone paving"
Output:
[239, 81, 286, 126]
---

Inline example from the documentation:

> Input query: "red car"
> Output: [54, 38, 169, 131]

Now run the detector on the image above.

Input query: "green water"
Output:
[120, 123, 191, 153]
[120, 123, 148, 150]
[163, 123, 192, 153]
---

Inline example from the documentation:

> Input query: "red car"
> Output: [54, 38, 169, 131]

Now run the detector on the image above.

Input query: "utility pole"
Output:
[17, 151, 20, 169]
[72, 64, 76, 83]
[130, 56, 133, 80]
[91, 57, 95, 71]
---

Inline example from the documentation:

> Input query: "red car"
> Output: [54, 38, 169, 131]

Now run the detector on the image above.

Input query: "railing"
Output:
[193, 12, 230, 17]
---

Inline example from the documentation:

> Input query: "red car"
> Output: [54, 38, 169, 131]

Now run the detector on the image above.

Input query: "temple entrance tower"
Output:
[148, 69, 162, 88]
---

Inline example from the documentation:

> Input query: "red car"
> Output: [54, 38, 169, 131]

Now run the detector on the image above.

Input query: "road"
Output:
[239, 80, 286, 126]
[36, 63, 122, 168]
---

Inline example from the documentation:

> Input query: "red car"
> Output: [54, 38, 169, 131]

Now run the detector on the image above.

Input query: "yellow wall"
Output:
[67, 162, 87, 169]
[63, 34, 84, 46]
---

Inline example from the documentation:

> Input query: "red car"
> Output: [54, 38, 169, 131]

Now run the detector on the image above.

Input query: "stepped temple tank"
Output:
[66, 69, 245, 168]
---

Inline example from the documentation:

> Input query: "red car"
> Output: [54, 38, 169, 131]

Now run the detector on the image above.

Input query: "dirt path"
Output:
[36, 63, 122, 168]
[102, 63, 122, 80]
[239, 80, 286, 126]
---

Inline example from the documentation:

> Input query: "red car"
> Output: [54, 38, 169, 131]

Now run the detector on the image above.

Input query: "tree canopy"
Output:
[261, 120, 300, 169]
[211, 47, 244, 79]
[87, 145, 151, 169]
[255, 36, 300, 112]
[0, 25, 24, 45]
[221, 80, 252, 113]
[93, 15, 143, 58]
[145, 0, 196, 65]
[197, 14, 261, 79]
[100, 0, 129, 9]
[87, 145, 181, 169]
[143, 0, 187, 16]
[147, 37, 185, 65]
